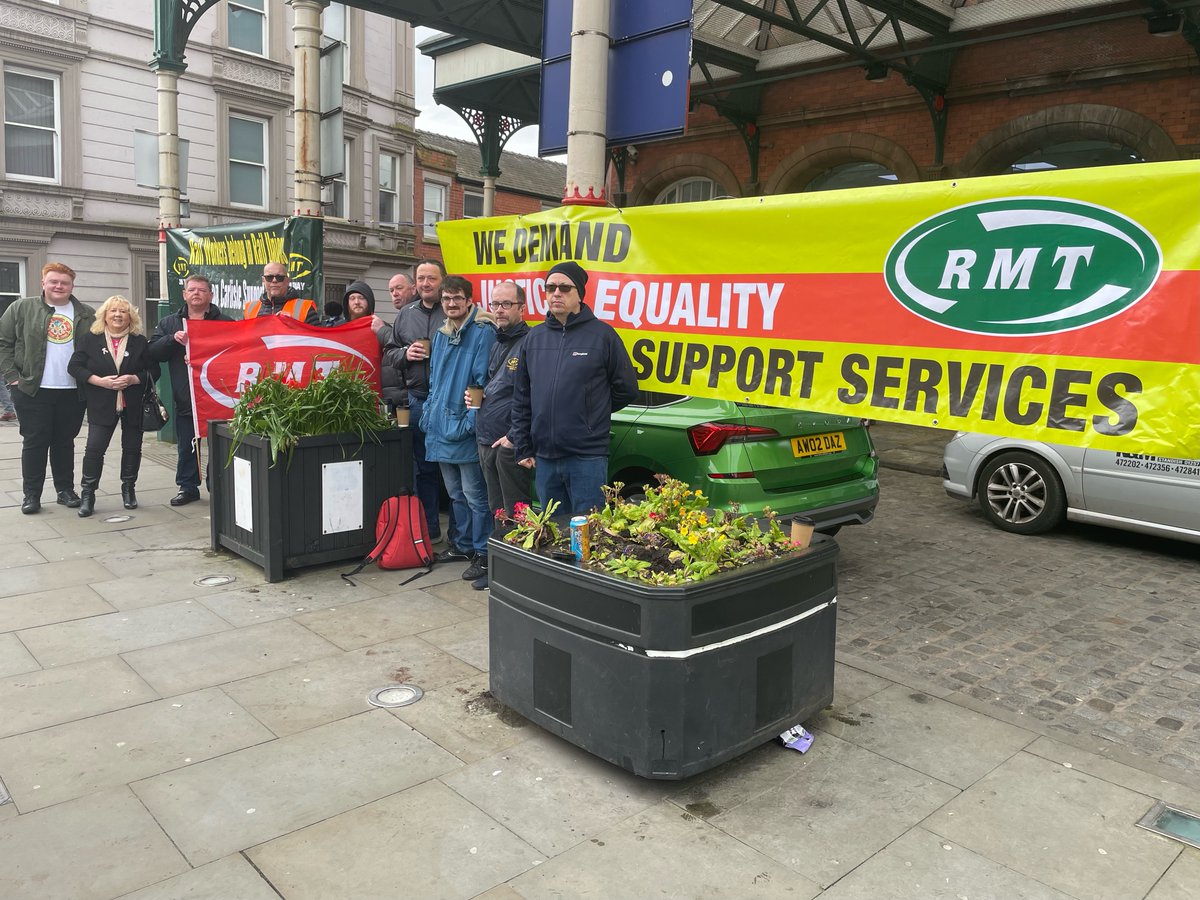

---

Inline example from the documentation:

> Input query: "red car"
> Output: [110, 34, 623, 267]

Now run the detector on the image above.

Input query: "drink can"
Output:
[569, 515, 590, 561]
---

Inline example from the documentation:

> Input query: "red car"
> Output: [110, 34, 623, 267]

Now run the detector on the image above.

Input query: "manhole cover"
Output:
[103, 515, 131, 523]
[194, 575, 236, 587]
[367, 684, 424, 708]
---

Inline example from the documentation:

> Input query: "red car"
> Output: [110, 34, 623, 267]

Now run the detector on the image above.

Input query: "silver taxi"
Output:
[943, 432, 1200, 545]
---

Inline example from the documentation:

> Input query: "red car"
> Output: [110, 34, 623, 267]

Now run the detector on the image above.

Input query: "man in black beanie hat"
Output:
[510, 260, 637, 516]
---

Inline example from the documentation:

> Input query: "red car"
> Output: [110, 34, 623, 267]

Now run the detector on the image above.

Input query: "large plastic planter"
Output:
[208, 423, 413, 582]
[488, 535, 838, 780]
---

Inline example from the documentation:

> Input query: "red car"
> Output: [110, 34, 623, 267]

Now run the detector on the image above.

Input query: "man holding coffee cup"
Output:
[420, 276, 496, 583]
[383, 258, 451, 542]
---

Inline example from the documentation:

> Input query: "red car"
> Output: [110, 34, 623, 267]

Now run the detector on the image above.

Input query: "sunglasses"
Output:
[545, 282, 575, 294]
[492, 300, 521, 310]
[262, 274, 288, 282]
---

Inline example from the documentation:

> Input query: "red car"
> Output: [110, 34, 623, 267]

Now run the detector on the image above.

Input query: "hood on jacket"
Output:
[342, 280, 376, 318]
[544, 302, 596, 330]
[438, 305, 496, 340]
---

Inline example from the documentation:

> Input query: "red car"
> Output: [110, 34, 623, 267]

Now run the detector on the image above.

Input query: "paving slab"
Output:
[442, 729, 670, 856]
[18, 599, 231, 667]
[1145, 849, 1200, 900]
[812, 683, 1037, 789]
[91, 561, 263, 610]
[221, 635, 480, 737]
[831, 660, 893, 707]
[390, 671, 531, 764]
[0, 510, 61, 544]
[0, 633, 38, 678]
[924, 751, 1183, 900]
[0, 557, 114, 599]
[0, 542, 44, 569]
[819, 826, 1075, 900]
[701, 733, 960, 888]
[248, 779, 539, 899]
[28, 529, 144, 562]
[425, 576, 490, 616]
[510, 799, 821, 899]
[0, 687, 275, 812]
[420, 614, 490, 670]
[345, 559, 469, 593]
[195, 577, 383, 627]
[295, 589, 479, 650]
[0, 585, 115, 634]
[0, 787, 188, 900]
[96, 546, 253, 581]
[132, 709, 462, 865]
[119, 515, 213, 549]
[0, 655, 158, 739]
[42, 504, 187, 539]
[121, 618, 341, 695]
[115, 854, 281, 900]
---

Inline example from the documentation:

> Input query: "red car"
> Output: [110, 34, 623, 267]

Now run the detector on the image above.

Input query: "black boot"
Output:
[120, 451, 141, 510]
[78, 474, 100, 518]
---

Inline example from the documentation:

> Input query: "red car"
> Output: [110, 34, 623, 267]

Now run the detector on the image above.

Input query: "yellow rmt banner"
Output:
[440, 161, 1200, 457]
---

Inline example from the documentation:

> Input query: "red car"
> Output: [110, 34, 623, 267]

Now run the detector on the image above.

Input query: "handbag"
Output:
[142, 378, 169, 433]
[341, 494, 434, 586]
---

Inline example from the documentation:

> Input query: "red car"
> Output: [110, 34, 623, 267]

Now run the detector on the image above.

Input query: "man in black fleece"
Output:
[511, 261, 637, 516]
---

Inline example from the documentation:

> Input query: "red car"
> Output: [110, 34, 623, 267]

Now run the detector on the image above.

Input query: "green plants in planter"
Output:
[496, 475, 798, 586]
[228, 366, 391, 464]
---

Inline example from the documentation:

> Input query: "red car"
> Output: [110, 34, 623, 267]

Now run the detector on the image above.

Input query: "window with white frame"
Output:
[378, 152, 398, 225]
[423, 181, 446, 239]
[228, 0, 267, 56]
[0, 259, 25, 305]
[4, 68, 60, 182]
[463, 190, 484, 218]
[228, 114, 267, 208]
[322, 139, 350, 219]
[655, 177, 715, 205]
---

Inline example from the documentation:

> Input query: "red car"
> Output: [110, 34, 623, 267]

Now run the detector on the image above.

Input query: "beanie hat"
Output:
[342, 280, 376, 317]
[547, 260, 588, 300]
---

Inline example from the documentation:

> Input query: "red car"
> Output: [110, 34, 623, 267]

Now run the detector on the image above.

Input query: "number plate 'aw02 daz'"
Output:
[791, 431, 845, 458]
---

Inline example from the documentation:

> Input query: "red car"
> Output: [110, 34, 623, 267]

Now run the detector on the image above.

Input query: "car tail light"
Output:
[687, 422, 779, 456]
[708, 471, 755, 479]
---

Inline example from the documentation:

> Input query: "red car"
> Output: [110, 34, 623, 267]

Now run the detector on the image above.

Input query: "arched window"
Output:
[655, 177, 716, 204]
[1007, 140, 1143, 173]
[804, 162, 899, 192]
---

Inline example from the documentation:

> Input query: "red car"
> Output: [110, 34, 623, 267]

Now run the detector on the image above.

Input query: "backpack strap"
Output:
[341, 498, 399, 585]
[397, 494, 434, 586]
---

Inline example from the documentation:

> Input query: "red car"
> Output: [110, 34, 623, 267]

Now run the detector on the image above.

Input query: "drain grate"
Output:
[367, 684, 424, 709]
[1137, 800, 1200, 850]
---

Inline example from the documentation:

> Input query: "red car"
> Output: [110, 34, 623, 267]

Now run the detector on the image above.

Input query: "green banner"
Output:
[165, 217, 323, 319]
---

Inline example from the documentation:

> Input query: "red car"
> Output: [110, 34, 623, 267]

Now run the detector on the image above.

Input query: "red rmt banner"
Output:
[186, 316, 383, 437]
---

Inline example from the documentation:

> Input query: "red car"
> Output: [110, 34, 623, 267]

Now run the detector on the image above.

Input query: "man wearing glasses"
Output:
[244, 261, 320, 324]
[511, 260, 637, 516]
[420, 276, 496, 584]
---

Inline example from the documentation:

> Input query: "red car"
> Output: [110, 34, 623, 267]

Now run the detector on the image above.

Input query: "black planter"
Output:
[208, 423, 413, 582]
[488, 535, 838, 780]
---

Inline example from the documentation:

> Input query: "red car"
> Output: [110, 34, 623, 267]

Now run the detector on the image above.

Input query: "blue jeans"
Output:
[439, 461, 492, 556]
[408, 393, 447, 540]
[175, 415, 201, 494]
[535, 455, 608, 517]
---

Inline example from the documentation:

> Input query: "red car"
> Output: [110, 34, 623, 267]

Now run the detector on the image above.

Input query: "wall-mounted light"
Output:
[864, 62, 889, 82]
[1147, 13, 1183, 36]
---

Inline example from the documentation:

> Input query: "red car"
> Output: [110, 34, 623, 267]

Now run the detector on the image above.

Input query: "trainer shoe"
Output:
[462, 554, 488, 581]
[471, 573, 489, 592]
[56, 489, 82, 508]
[436, 546, 471, 563]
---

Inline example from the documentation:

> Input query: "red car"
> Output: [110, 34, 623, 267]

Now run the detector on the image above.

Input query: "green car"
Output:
[608, 392, 879, 532]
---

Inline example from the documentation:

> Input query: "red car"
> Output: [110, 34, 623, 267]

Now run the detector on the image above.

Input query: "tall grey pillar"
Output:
[564, 0, 610, 205]
[290, 0, 326, 216]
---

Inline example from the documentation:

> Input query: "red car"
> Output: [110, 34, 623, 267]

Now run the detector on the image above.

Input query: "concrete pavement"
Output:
[0, 418, 1197, 899]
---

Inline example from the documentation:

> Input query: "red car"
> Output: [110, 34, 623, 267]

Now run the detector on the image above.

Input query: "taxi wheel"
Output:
[977, 451, 1065, 535]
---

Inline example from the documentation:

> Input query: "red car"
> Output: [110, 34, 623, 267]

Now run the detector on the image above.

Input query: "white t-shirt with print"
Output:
[40, 302, 77, 389]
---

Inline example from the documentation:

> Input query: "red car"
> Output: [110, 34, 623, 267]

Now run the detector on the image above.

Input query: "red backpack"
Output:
[342, 495, 434, 585]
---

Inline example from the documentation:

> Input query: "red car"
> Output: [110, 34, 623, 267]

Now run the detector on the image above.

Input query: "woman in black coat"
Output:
[67, 295, 158, 517]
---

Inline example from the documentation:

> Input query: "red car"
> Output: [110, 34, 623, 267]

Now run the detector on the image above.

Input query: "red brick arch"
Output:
[629, 153, 743, 206]
[764, 133, 920, 195]
[958, 104, 1180, 176]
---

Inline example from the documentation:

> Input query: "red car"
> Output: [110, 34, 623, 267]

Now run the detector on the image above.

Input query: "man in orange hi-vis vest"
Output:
[244, 261, 320, 324]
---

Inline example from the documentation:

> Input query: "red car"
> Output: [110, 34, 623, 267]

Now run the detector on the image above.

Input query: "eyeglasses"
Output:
[545, 282, 575, 294]
[441, 294, 467, 303]
[492, 301, 521, 310]
[263, 273, 288, 282]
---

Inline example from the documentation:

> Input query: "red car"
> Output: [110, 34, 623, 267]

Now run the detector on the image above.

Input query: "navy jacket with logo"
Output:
[510, 303, 637, 462]
[476, 319, 530, 447]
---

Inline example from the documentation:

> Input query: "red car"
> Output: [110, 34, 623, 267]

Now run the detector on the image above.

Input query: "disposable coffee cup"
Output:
[467, 385, 484, 409]
[395, 406, 410, 427]
[790, 516, 816, 549]
[413, 338, 431, 357]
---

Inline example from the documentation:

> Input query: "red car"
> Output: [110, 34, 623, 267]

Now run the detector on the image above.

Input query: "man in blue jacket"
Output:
[421, 276, 496, 582]
[511, 260, 637, 516]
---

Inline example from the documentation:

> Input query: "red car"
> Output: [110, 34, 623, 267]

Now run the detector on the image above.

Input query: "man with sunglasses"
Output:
[511, 260, 637, 517]
[244, 261, 320, 324]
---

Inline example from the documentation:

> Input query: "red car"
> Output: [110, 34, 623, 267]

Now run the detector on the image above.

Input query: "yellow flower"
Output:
[689, 533, 699, 544]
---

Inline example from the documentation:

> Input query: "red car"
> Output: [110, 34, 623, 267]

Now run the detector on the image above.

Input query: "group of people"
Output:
[0, 257, 639, 592]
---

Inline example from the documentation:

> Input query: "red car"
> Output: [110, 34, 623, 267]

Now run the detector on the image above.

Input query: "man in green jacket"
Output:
[0, 262, 96, 514]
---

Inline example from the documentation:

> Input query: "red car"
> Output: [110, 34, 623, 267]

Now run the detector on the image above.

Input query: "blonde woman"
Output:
[67, 296, 158, 517]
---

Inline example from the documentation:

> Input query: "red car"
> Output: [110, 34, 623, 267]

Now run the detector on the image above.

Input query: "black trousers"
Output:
[10, 387, 86, 496]
[83, 406, 144, 486]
